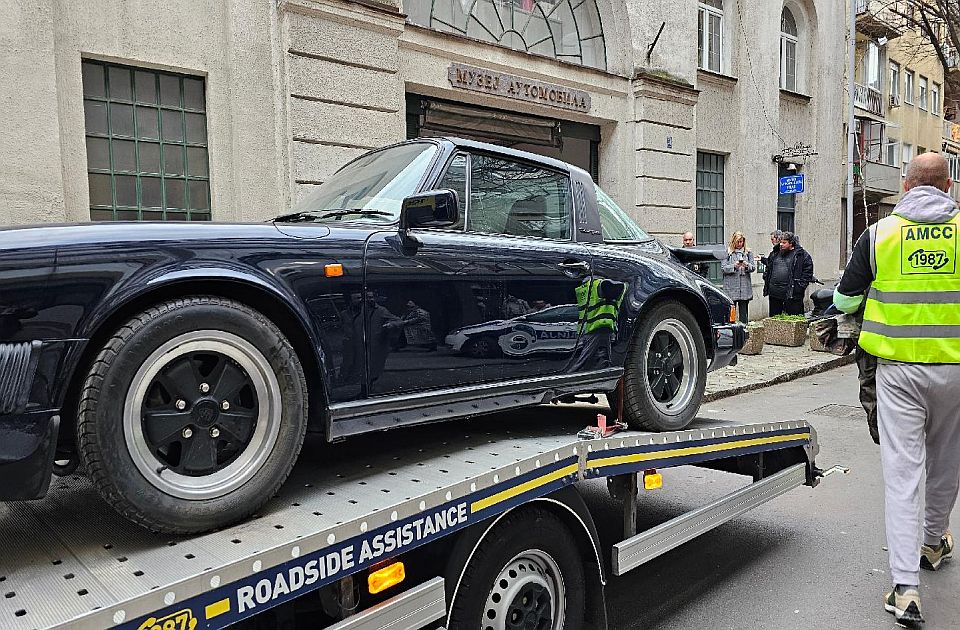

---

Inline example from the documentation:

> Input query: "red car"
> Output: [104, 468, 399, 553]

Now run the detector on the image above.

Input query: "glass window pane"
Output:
[135, 71, 157, 104]
[82, 62, 105, 98]
[167, 211, 188, 221]
[115, 174, 137, 206]
[163, 145, 185, 175]
[164, 179, 186, 208]
[186, 147, 208, 177]
[437, 153, 467, 228]
[183, 78, 205, 111]
[136, 106, 159, 139]
[84, 100, 108, 135]
[141, 177, 162, 207]
[117, 209, 139, 221]
[90, 209, 114, 221]
[185, 113, 206, 144]
[189, 212, 211, 222]
[111, 103, 135, 136]
[159, 74, 181, 107]
[139, 142, 161, 174]
[86, 137, 110, 170]
[189, 180, 210, 210]
[161, 109, 183, 142]
[108, 66, 132, 101]
[142, 210, 164, 221]
[113, 139, 137, 173]
[88, 173, 113, 206]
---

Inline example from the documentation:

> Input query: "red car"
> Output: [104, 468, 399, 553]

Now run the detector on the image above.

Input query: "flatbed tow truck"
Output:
[0, 407, 839, 630]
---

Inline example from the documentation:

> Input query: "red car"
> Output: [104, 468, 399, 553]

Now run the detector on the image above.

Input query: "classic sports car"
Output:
[0, 138, 743, 533]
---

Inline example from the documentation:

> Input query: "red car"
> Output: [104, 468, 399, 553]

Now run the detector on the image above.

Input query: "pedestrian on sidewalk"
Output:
[762, 231, 813, 316]
[759, 229, 782, 266]
[721, 231, 754, 323]
[833, 152, 960, 626]
[682, 231, 709, 278]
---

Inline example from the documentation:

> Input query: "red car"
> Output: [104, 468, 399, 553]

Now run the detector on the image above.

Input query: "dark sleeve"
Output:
[798, 251, 814, 285]
[836, 230, 873, 298]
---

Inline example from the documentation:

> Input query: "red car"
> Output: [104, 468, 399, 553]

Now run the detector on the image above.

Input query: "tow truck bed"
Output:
[0, 410, 816, 630]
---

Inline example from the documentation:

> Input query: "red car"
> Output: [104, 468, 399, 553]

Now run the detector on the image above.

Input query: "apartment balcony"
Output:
[945, 120, 960, 144]
[947, 48, 959, 74]
[855, 0, 904, 40]
[854, 83, 884, 117]
[853, 160, 901, 203]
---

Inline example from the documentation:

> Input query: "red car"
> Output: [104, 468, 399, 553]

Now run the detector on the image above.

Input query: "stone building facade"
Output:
[0, 0, 847, 317]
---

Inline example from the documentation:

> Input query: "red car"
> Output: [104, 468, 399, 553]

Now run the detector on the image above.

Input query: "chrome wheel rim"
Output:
[644, 318, 698, 417]
[482, 549, 565, 630]
[123, 330, 281, 500]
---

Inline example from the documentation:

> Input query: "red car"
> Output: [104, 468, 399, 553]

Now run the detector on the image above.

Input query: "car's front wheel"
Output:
[622, 301, 706, 432]
[76, 296, 307, 533]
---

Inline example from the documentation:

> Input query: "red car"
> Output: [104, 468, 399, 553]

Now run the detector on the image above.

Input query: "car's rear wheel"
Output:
[464, 335, 499, 359]
[76, 296, 307, 533]
[622, 301, 706, 432]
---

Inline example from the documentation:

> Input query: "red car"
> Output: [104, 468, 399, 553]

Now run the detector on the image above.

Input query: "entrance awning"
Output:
[418, 100, 561, 147]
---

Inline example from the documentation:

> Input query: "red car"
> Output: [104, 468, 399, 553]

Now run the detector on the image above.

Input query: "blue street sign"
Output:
[779, 174, 805, 195]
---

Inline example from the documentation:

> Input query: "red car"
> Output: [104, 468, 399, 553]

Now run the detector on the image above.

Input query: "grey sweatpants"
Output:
[877, 362, 960, 587]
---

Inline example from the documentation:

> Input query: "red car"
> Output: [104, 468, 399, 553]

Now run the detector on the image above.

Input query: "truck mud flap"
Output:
[612, 462, 807, 575]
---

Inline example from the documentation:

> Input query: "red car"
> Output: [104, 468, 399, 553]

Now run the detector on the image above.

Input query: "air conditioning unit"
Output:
[890, 94, 901, 108]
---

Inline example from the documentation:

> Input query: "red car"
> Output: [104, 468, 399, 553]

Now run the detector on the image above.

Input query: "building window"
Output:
[919, 75, 928, 110]
[864, 42, 882, 92]
[932, 82, 941, 114]
[695, 151, 724, 282]
[698, 0, 723, 74]
[905, 70, 914, 104]
[82, 60, 210, 221]
[902, 143, 913, 176]
[885, 137, 900, 167]
[889, 62, 900, 101]
[780, 8, 799, 91]
[777, 164, 796, 233]
[948, 155, 960, 182]
[405, 0, 606, 70]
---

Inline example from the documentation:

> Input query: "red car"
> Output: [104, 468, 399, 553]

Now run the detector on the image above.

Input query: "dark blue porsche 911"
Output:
[0, 137, 743, 532]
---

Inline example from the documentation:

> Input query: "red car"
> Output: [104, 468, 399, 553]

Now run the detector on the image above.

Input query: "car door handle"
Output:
[557, 260, 591, 274]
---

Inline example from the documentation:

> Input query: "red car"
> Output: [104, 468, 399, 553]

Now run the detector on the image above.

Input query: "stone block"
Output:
[290, 98, 403, 149]
[293, 141, 368, 184]
[287, 12, 399, 73]
[287, 54, 402, 111]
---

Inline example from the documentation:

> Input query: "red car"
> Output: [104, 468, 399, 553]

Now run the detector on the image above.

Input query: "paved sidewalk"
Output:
[705, 343, 855, 402]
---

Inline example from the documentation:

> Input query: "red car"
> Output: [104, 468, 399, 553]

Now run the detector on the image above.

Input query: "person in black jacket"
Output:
[762, 231, 814, 315]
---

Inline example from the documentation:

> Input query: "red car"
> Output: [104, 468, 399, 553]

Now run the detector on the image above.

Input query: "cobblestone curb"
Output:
[704, 353, 855, 402]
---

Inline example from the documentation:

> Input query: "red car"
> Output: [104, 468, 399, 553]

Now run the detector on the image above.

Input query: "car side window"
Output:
[467, 154, 571, 240]
[436, 153, 467, 230]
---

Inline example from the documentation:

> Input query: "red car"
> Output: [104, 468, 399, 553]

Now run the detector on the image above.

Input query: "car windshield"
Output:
[596, 186, 652, 242]
[278, 142, 439, 223]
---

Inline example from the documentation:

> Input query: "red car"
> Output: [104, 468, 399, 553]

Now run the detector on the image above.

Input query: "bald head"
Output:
[682, 232, 695, 247]
[904, 152, 952, 193]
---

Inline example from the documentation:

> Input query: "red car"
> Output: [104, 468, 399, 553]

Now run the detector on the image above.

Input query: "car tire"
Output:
[622, 300, 706, 432]
[76, 296, 307, 534]
[446, 507, 585, 630]
[463, 335, 499, 359]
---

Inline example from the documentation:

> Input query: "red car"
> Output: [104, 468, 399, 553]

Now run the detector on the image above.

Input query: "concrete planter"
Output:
[740, 325, 765, 355]
[762, 317, 807, 347]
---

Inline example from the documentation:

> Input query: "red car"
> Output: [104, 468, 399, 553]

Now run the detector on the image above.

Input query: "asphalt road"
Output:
[581, 363, 960, 630]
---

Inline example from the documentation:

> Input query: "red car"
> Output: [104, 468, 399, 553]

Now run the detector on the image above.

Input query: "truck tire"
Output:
[446, 507, 585, 630]
[76, 296, 307, 534]
[622, 300, 706, 432]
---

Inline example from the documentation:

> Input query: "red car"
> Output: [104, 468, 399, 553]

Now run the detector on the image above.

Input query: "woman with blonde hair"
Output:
[721, 231, 755, 323]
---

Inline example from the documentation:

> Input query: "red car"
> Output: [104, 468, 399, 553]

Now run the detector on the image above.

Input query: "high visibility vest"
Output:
[575, 278, 624, 335]
[859, 212, 960, 363]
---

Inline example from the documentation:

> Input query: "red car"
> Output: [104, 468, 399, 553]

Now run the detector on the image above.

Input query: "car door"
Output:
[362, 151, 590, 398]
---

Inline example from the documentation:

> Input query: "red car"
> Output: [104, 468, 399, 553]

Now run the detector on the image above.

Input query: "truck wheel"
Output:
[622, 300, 706, 432]
[447, 507, 585, 630]
[76, 296, 307, 534]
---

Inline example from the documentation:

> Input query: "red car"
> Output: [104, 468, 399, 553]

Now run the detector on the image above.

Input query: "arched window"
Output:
[780, 7, 799, 91]
[405, 0, 607, 71]
[698, 0, 723, 73]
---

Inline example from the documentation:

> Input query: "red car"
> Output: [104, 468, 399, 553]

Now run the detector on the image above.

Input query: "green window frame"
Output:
[82, 60, 211, 221]
[696, 151, 725, 282]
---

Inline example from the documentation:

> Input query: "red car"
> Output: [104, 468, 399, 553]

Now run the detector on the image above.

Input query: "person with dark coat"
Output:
[762, 231, 813, 316]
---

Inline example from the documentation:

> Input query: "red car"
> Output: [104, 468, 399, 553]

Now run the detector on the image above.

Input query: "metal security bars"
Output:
[82, 60, 211, 221]
[696, 151, 725, 282]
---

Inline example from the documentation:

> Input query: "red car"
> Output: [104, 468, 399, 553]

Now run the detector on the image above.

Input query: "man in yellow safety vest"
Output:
[569, 276, 626, 373]
[834, 152, 960, 626]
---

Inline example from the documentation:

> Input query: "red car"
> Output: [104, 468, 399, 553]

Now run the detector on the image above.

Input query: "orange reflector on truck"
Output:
[325, 263, 344, 277]
[368, 562, 405, 594]
[729, 304, 737, 323]
[643, 469, 662, 491]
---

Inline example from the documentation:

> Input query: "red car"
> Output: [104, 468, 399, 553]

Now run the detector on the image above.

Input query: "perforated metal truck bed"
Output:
[0, 411, 817, 630]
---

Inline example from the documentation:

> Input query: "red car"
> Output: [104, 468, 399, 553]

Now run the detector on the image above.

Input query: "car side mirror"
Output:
[400, 190, 460, 230]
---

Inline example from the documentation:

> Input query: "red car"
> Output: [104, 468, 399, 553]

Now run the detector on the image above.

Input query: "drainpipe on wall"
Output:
[846, 0, 857, 263]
